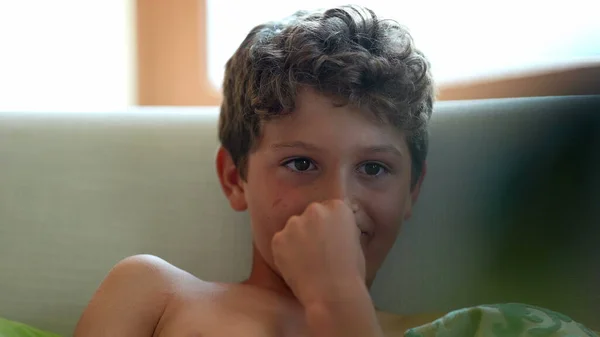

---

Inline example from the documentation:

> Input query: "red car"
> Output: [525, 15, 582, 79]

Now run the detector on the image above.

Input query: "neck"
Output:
[243, 244, 297, 300]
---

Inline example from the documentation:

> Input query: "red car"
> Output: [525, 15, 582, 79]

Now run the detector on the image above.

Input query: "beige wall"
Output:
[136, 0, 600, 106]
[137, 0, 220, 106]
[437, 64, 600, 100]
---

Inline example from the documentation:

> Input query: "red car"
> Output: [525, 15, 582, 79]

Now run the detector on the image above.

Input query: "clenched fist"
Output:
[271, 199, 367, 306]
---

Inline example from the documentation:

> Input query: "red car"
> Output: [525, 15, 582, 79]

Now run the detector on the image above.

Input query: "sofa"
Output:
[1, 96, 599, 336]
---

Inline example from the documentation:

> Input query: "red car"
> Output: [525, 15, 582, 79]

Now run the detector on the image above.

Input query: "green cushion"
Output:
[0, 318, 61, 337]
[405, 303, 599, 337]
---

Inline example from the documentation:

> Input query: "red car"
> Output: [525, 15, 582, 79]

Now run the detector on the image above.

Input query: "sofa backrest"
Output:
[1, 96, 599, 335]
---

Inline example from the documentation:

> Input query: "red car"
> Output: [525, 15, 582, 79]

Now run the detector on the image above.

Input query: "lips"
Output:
[359, 231, 370, 249]
[356, 218, 372, 246]
[358, 224, 372, 247]
[357, 223, 371, 236]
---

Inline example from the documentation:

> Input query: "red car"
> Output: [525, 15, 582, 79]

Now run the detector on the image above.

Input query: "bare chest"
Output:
[156, 307, 417, 337]
[152, 284, 436, 337]
[156, 297, 309, 337]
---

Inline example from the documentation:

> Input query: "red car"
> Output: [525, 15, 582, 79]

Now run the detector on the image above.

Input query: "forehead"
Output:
[257, 88, 407, 150]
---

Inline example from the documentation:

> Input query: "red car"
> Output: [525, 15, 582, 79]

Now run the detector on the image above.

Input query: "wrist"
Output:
[299, 274, 369, 307]
[304, 287, 382, 337]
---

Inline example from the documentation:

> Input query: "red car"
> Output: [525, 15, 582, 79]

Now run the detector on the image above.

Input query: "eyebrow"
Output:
[361, 145, 404, 158]
[271, 141, 321, 152]
[270, 141, 403, 158]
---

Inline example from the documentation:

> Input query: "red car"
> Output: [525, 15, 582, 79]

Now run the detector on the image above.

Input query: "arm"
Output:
[74, 255, 174, 337]
[272, 200, 384, 337]
[303, 276, 384, 337]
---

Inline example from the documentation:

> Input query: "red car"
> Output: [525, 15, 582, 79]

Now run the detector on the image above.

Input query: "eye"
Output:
[358, 162, 389, 177]
[283, 157, 317, 172]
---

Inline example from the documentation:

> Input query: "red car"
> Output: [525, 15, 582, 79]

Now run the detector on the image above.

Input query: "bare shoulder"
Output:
[108, 254, 197, 287]
[102, 254, 187, 281]
[75, 254, 201, 337]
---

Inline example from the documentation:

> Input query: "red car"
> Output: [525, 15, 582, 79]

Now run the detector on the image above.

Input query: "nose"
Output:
[318, 173, 358, 213]
[345, 197, 360, 213]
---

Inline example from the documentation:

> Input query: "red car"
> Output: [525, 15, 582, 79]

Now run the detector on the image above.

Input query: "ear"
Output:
[215, 146, 247, 211]
[403, 160, 427, 221]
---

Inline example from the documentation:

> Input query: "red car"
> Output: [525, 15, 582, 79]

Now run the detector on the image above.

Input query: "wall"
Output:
[136, 0, 220, 106]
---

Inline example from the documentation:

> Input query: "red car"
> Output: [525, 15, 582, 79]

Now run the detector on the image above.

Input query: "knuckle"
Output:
[286, 214, 300, 224]
[271, 232, 284, 247]
[323, 199, 347, 212]
[305, 202, 324, 215]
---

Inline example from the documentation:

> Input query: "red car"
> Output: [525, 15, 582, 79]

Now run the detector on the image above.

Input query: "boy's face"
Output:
[219, 88, 423, 286]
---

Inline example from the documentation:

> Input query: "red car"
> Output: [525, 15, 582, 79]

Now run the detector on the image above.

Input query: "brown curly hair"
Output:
[218, 5, 436, 187]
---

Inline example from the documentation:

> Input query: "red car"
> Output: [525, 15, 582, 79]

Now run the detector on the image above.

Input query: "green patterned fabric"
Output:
[0, 318, 61, 337]
[1, 303, 597, 337]
[405, 303, 598, 337]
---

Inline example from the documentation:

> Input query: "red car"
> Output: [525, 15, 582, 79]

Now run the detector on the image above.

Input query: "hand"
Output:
[271, 199, 366, 305]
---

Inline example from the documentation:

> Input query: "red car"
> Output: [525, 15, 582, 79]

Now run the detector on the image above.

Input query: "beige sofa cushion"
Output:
[1, 96, 599, 335]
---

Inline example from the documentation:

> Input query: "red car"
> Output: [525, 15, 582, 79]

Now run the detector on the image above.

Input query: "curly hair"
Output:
[218, 5, 436, 187]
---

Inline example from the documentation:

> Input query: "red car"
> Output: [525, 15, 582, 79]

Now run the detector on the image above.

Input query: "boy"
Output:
[77, 5, 440, 336]
[75, 5, 438, 336]
[74, 5, 600, 336]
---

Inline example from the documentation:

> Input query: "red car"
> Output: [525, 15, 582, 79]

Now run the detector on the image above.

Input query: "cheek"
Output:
[370, 189, 408, 232]
[365, 205, 403, 274]
[364, 187, 410, 257]
[245, 173, 309, 238]
[268, 181, 312, 227]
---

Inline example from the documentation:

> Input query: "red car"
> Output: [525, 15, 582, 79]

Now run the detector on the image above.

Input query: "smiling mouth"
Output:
[360, 231, 371, 243]
[357, 224, 371, 242]
[358, 225, 370, 236]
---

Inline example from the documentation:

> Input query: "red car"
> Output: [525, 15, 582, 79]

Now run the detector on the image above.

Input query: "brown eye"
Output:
[284, 158, 316, 172]
[294, 158, 311, 171]
[359, 162, 388, 176]
[365, 163, 381, 175]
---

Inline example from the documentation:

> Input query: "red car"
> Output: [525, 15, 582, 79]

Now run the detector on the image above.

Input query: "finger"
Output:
[319, 199, 343, 209]
[286, 214, 301, 223]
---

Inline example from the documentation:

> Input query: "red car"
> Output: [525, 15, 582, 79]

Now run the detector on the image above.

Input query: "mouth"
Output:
[356, 222, 372, 247]
[359, 228, 372, 247]
[357, 224, 371, 236]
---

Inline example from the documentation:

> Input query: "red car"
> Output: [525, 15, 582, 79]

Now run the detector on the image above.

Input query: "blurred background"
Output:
[0, 0, 599, 111]
[1, 1, 599, 334]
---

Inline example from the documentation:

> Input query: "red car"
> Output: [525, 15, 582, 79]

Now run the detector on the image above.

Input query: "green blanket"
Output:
[0, 318, 60, 337]
[1, 303, 597, 336]
[405, 303, 598, 337]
